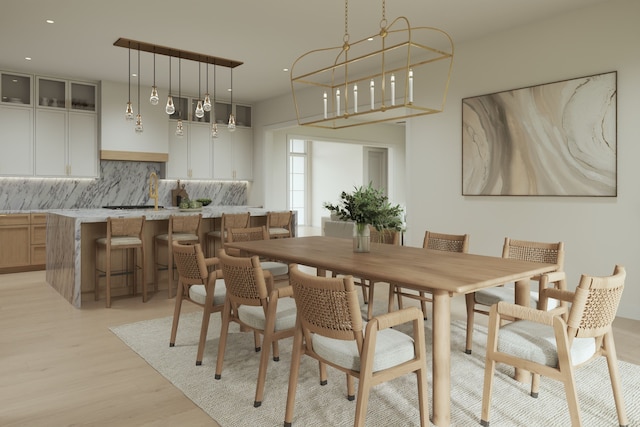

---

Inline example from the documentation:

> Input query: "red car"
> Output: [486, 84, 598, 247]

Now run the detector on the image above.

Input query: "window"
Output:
[288, 139, 309, 225]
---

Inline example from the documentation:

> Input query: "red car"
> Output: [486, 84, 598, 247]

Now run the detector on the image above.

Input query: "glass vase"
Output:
[353, 223, 371, 253]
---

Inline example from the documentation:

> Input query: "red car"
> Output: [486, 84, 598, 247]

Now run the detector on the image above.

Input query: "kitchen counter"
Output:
[44, 206, 279, 307]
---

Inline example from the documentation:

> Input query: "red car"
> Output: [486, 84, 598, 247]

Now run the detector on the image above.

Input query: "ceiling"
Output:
[1, 0, 608, 106]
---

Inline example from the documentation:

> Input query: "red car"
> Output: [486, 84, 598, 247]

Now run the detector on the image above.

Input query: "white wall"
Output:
[405, 0, 640, 320]
[252, 0, 640, 320]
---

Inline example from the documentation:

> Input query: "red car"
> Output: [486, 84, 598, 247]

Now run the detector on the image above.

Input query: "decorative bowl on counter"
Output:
[196, 198, 212, 206]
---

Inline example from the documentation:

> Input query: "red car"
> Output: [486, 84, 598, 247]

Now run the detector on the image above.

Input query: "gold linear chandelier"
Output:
[290, 0, 454, 129]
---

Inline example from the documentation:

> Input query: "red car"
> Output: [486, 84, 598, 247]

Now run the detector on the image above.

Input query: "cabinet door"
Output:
[0, 215, 30, 268]
[35, 108, 67, 176]
[212, 128, 233, 179]
[0, 105, 33, 175]
[167, 122, 189, 178]
[189, 123, 212, 179]
[68, 112, 97, 177]
[232, 127, 253, 180]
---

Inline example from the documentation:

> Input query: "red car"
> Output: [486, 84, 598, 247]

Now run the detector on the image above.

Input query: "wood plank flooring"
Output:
[1, 230, 637, 426]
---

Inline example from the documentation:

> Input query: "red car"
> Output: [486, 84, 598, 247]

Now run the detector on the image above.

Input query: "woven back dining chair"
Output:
[226, 225, 289, 279]
[214, 248, 297, 408]
[465, 237, 565, 354]
[481, 265, 628, 427]
[205, 212, 250, 257]
[170, 241, 226, 366]
[284, 265, 429, 427]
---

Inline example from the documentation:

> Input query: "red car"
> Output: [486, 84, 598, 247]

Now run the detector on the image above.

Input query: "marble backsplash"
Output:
[0, 161, 248, 210]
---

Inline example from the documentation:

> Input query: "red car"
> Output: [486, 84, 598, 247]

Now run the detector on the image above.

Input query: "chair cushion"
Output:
[237, 296, 297, 331]
[312, 327, 415, 373]
[207, 230, 223, 238]
[269, 227, 290, 236]
[188, 279, 226, 307]
[96, 236, 142, 246]
[260, 261, 289, 277]
[475, 285, 560, 309]
[497, 320, 597, 367]
[156, 233, 199, 242]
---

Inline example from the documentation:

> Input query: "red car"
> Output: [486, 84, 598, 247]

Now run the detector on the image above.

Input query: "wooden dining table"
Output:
[224, 236, 557, 426]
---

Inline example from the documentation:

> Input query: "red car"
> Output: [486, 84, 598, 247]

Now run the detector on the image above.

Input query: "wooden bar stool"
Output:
[94, 216, 146, 308]
[205, 212, 250, 257]
[154, 214, 202, 299]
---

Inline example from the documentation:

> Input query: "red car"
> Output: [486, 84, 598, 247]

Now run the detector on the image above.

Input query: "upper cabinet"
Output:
[1, 72, 32, 106]
[212, 126, 253, 180]
[34, 77, 98, 177]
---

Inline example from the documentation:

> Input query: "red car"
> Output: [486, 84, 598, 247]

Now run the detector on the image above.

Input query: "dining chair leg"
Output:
[347, 373, 355, 401]
[284, 325, 304, 427]
[195, 288, 215, 366]
[366, 281, 375, 320]
[169, 279, 185, 347]
[214, 299, 233, 380]
[464, 293, 475, 354]
[419, 292, 428, 320]
[603, 332, 629, 426]
[319, 361, 328, 386]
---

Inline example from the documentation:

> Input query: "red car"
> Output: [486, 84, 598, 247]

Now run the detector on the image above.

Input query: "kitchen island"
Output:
[46, 206, 287, 307]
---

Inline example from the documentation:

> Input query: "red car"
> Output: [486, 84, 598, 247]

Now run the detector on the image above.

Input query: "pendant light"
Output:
[149, 51, 159, 105]
[195, 62, 205, 119]
[211, 64, 218, 138]
[203, 62, 212, 112]
[227, 67, 236, 132]
[135, 48, 144, 133]
[175, 56, 184, 137]
[125, 45, 134, 121]
[165, 56, 175, 115]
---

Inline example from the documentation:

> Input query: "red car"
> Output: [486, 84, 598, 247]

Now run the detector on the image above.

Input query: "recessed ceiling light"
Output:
[25, 57, 32, 61]
[227, 88, 232, 92]
[46, 19, 54, 24]
[132, 73, 137, 77]
[283, 68, 289, 72]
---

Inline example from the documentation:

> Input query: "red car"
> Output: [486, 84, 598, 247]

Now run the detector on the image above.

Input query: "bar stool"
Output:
[94, 216, 146, 308]
[266, 210, 293, 239]
[154, 214, 202, 298]
[205, 212, 250, 257]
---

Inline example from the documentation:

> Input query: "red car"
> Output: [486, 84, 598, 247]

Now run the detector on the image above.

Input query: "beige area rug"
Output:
[111, 312, 639, 427]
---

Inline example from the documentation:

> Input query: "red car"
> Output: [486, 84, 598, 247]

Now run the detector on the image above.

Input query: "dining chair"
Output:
[480, 265, 628, 427]
[153, 214, 202, 299]
[284, 265, 429, 427]
[94, 216, 146, 308]
[214, 249, 297, 408]
[389, 231, 469, 319]
[266, 210, 293, 239]
[170, 241, 226, 366]
[465, 237, 565, 354]
[205, 212, 250, 257]
[226, 225, 289, 280]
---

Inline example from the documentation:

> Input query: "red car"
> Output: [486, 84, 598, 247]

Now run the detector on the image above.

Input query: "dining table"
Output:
[224, 235, 557, 426]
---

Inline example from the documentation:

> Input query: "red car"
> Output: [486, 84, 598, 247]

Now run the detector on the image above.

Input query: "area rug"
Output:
[111, 312, 639, 426]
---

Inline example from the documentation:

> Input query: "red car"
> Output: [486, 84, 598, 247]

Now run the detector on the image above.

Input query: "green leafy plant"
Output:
[323, 183, 404, 231]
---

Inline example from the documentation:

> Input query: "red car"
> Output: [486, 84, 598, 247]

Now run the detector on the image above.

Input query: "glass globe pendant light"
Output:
[195, 62, 205, 119]
[227, 67, 236, 132]
[211, 64, 218, 138]
[149, 52, 159, 105]
[165, 56, 175, 115]
[176, 56, 184, 137]
[135, 49, 144, 133]
[203, 62, 212, 112]
[125, 45, 134, 121]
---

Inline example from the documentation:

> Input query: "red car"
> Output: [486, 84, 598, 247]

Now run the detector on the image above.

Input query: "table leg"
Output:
[432, 290, 451, 427]
[513, 279, 532, 383]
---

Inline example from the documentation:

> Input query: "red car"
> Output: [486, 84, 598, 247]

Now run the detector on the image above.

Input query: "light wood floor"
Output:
[1, 230, 638, 426]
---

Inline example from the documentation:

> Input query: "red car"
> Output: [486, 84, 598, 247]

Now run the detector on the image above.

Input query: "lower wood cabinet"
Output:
[0, 213, 47, 272]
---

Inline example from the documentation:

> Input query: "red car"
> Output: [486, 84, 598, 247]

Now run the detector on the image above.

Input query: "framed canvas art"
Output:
[462, 71, 617, 196]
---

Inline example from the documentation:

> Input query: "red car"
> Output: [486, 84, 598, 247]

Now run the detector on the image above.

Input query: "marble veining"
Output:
[0, 160, 247, 210]
[462, 72, 616, 196]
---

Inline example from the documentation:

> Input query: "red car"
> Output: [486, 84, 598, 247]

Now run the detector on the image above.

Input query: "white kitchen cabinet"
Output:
[212, 126, 253, 180]
[1, 72, 32, 106]
[167, 121, 212, 179]
[0, 105, 33, 176]
[34, 77, 97, 177]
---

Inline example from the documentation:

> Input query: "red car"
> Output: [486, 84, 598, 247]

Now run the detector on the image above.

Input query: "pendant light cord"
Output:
[137, 49, 141, 114]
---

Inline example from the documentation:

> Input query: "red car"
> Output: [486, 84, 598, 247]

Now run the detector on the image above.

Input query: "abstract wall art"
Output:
[462, 71, 617, 196]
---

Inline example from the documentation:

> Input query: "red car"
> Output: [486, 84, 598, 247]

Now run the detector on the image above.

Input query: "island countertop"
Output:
[44, 206, 288, 307]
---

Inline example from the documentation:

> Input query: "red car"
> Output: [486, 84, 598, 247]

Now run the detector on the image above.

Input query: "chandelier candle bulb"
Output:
[391, 74, 395, 105]
[336, 89, 340, 116]
[353, 84, 358, 113]
[370, 79, 375, 109]
[409, 69, 413, 103]
[323, 92, 327, 119]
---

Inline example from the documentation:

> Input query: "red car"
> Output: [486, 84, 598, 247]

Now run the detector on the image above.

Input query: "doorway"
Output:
[364, 147, 389, 196]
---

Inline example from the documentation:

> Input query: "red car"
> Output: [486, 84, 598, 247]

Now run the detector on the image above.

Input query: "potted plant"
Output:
[324, 184, 404, 252]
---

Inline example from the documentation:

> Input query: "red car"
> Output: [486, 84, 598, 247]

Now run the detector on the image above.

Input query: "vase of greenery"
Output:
[323, 184, 404, 253]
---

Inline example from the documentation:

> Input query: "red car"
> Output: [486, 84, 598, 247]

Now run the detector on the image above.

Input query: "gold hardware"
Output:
[149, 171, 159, 211]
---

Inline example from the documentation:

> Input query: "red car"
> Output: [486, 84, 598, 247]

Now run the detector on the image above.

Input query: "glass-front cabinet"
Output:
[1, 72, 32, 106]
[37, 77, 96, 111]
